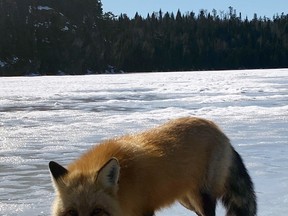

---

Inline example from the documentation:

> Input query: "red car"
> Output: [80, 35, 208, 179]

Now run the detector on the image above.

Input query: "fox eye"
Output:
[65, 209, 78, 216]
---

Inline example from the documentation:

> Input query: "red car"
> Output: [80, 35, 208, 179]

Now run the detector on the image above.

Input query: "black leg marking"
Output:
[201, 192, 216, 216]
[144, 211, 155, 216]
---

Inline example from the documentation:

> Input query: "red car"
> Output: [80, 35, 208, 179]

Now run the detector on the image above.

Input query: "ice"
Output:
[0, 69, 288, 215]
[36, 6, 52, 11]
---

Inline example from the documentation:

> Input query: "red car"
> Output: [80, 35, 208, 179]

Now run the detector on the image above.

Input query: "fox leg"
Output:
[201, 192, 216, 216]
[143, 212, 154, 216]
[179, 191, 216, 216]
[179, 195, 197, 212]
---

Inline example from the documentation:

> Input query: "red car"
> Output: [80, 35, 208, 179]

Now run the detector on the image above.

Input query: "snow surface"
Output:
[37, 6, 52, 11]
[0, 69, 287, 216]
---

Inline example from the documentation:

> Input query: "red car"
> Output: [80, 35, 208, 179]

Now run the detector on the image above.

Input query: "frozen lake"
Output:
[0, 69, 288, 215]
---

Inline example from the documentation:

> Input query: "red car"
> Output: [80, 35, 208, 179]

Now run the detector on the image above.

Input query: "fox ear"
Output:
[97, 158, 120, 188]
[49, 161, 68, 182]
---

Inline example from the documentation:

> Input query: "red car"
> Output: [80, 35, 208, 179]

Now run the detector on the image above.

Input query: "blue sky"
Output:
[101, 0, 287, 19]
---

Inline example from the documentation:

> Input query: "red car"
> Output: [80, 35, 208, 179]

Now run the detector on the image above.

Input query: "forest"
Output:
[0, 0, 288, 76]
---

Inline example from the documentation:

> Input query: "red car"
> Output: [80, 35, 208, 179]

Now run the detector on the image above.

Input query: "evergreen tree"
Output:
[0, 1, 287, 76]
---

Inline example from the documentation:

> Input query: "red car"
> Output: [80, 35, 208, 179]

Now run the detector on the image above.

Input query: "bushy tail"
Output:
[221, 149, 257, 216]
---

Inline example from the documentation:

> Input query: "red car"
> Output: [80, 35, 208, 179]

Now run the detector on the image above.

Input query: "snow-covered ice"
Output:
[37, 6, 53, 11]
[0, 69, 287, 215]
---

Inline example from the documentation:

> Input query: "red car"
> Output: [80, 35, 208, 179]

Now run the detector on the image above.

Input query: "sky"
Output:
[101, 0, 288, 19]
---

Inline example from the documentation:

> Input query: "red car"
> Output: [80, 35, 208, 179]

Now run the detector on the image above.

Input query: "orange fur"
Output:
[50, 117, 238, 216]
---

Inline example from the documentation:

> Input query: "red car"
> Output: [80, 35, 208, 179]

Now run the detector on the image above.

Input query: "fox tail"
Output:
[221, 149, 257, 216]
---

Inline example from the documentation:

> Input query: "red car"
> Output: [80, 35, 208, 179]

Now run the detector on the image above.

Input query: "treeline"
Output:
[109, 10, 288, 72]
[0, 0, 105, 76]
[0, 1, 287, 76]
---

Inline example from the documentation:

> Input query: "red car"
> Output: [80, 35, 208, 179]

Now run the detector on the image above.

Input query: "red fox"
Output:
[49, 117, 256, 216]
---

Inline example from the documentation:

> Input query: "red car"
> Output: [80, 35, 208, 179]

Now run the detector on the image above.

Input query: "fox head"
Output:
[49, 158, 123, 216]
